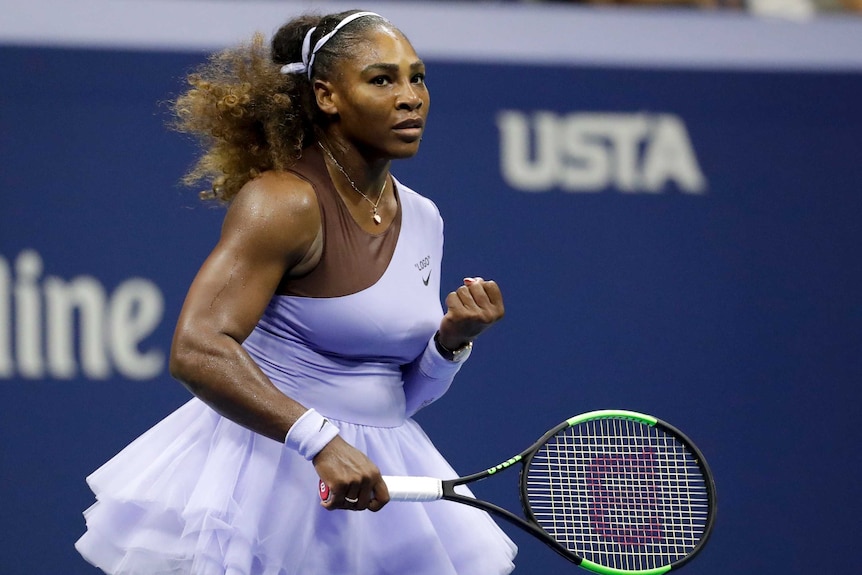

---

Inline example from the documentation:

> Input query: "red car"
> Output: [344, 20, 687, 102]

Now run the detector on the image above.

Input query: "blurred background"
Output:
[2, 1, 861, 574]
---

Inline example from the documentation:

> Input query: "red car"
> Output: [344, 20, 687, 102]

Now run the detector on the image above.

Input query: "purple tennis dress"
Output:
[75, 149, 517, 574]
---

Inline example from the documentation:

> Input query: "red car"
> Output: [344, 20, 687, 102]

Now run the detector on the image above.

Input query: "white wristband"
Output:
[284, 408, 339, 460]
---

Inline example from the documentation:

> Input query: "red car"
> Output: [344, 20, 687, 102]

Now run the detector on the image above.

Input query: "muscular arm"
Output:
[169, 171, 320, 442]
[168, 171, 388, 511]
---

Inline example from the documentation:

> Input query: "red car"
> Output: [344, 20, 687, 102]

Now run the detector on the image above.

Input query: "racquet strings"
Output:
[525, 418, 710, 572]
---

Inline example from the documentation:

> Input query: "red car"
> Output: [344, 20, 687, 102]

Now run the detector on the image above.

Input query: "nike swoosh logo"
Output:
[422, 270, 432, 286]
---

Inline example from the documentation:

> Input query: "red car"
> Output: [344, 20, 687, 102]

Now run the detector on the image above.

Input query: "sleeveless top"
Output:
[279, 146, 403, 298]
[241, 146, 447, 427]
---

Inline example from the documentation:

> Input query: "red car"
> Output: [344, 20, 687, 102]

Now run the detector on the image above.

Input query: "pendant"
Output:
[372, 212, 382, 225]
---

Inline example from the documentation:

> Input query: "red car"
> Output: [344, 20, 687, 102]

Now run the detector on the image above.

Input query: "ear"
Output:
[313, 79, 339, 116]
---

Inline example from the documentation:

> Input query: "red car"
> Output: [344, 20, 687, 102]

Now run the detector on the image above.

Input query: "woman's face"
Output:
[322, 27, 430, 160]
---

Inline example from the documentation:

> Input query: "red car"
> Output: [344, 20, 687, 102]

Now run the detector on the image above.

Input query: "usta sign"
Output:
[498, 111, 706, 194]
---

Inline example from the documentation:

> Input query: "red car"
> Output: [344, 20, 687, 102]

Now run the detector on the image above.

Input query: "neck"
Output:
[317, 137, 389, 192]
[318, 140, 392, 225]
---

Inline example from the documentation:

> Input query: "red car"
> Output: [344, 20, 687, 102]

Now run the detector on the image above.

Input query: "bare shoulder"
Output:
[220, 170, 321, 269]
[228, 170, 318, 225]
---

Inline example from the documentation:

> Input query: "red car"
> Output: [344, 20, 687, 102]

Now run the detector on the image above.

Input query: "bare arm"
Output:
[169, 171, 388, 511]
[169, 171, 317, 440]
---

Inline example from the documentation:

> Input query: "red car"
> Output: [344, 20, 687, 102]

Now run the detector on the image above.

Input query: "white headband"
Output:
[280, 11, 382, 80]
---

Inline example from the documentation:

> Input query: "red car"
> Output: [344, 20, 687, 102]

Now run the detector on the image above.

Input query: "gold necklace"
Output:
[319, 142, 387, 225]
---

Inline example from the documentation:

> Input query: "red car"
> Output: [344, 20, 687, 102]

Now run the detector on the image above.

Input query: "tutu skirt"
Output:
[75, 398, 517, 575]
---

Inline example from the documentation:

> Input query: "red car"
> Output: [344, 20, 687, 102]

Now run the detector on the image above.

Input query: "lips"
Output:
[392, 118, 424, 143]
[393, 118, 424, 130]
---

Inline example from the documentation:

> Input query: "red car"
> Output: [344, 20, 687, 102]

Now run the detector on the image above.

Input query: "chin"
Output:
[389, 140, 422, 159]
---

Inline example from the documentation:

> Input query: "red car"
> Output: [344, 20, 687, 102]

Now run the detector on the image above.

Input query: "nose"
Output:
[396, 82, 423, 111]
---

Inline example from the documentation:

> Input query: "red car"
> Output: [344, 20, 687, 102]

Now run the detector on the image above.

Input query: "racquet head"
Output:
[521, 410, 716, 574]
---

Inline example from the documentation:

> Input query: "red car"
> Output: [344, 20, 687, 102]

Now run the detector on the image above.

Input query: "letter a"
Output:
[642, 115, 706, 194]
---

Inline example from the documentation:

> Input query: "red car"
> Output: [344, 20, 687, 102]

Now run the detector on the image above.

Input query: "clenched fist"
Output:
[437, 277, 504, 351]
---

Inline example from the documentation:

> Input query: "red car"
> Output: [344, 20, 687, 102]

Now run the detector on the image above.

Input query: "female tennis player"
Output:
[74, 9, 516, 575]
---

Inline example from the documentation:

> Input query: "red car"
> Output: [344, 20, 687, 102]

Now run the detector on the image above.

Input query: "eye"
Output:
[371, 75, 391, 86]
[411, 73, 426, 85]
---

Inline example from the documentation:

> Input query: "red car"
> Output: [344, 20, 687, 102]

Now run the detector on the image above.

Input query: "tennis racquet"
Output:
[320, 409, 717, 574]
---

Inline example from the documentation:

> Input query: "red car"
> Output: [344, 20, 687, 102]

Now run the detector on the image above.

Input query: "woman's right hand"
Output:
[313, 436, 390, 512]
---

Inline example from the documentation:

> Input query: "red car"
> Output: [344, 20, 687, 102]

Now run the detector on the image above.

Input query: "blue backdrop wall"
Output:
[2, 2, 862, 574]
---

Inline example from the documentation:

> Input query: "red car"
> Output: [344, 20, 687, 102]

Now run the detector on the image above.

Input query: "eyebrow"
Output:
[361, 60, 425, 75]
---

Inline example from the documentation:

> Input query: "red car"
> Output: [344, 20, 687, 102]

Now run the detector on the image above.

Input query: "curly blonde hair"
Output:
[170, 11, 391, 203]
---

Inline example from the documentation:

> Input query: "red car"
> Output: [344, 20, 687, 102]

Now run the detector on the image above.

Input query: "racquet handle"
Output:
[382, 475, 443, 501]
[318, 476, 444, 503]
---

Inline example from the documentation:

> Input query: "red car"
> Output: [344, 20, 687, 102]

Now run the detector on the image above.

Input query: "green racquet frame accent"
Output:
[486, 455, 522, 475]
[579, 558, 672, 575]
[566, 409, 658, 427]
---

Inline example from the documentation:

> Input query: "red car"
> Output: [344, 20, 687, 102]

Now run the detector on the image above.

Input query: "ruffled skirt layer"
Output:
[75, 399, 517, 575]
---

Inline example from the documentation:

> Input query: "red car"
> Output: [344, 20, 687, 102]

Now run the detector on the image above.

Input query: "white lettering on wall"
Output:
[497, 110, 707, 194]
[0, 250, 165, 380]
[0, 256, 11, 378]
[109, 278, 165, 378]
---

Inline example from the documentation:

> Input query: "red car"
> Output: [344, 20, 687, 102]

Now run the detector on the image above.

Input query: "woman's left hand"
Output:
[437, 277, 504, 350]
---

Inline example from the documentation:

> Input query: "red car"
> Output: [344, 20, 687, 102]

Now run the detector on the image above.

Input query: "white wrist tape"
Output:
[284, 408, 339, 460]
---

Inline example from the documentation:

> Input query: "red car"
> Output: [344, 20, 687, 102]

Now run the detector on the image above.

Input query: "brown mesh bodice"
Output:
[277, 146, 401, 298]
